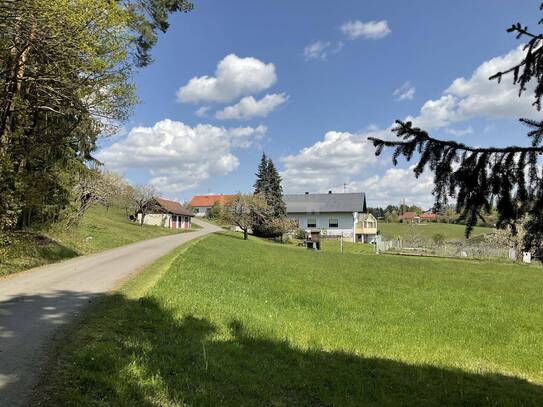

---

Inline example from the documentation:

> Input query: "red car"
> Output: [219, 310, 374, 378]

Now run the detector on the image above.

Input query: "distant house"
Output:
[137, 197, 193, 229]
[400, 211, 436, 223]
[420, 212, 437, 222]
[190, 194, 235, 217]
[284, 192, 378, 243]
[399, 211, 419, 223]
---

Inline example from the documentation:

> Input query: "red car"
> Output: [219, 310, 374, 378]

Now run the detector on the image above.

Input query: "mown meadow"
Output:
[35, 232, 543, 406]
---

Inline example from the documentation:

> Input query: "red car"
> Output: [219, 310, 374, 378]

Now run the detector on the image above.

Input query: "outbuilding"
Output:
[137, 197, 194, 229]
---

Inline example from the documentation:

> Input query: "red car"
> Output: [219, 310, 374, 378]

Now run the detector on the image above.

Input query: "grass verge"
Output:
[0, 205, 194, 277]
[35, 232, 543, 406]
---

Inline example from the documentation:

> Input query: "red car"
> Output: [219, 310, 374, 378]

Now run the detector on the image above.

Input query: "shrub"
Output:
[432, 233, 446, 246]
[294, 229, 306, 240]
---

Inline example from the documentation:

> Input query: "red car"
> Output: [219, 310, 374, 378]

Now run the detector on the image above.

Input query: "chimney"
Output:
[328, 190, 332, 194]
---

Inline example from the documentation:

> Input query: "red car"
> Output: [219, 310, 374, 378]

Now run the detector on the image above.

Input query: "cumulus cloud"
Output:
[340, 20, 391, 40]
[97, 119, 266, 193]
[280, 129, 384, 193]
[353, 167, 435, 209]
[408, 46, 535, 129]
[280, 128, 434, 207]
[393, 81, 415, 101]
[215, 93, 288, 120]
[176, 54, 277, 103]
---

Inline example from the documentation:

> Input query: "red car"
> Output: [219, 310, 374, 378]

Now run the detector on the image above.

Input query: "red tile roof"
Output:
[399, 211, 419, 220]
[420, 212, 437, 219]
[154, 197, 193, 216]
[190, 194, 235, 207]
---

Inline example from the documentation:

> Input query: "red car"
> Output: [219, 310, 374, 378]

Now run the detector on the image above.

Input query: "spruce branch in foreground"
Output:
[368, 2, 543, 255]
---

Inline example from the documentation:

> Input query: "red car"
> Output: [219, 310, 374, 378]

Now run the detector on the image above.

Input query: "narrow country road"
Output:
[0, 218, 220, 407]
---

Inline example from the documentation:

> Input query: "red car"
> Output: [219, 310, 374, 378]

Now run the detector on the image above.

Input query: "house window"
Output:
[329, 218, 339, 228]
[307, 217, 317, 228]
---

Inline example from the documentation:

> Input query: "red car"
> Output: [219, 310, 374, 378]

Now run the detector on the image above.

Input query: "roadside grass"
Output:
[0, 205, 191, 277]
[379, 222, 492, 241]
[36, 232, 543, 406]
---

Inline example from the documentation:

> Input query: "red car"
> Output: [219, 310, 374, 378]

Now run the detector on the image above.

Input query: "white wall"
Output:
[193, 206, 208, 217]
[287, 212, 354, 236]
[137, 213, 171, 227]
[137, 213, 192, 229]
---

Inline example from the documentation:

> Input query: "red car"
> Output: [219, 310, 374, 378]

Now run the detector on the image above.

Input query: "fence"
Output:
[376, 239, 514, 261]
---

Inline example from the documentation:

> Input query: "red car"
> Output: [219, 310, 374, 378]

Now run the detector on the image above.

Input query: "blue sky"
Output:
[97, 0, 539, 208]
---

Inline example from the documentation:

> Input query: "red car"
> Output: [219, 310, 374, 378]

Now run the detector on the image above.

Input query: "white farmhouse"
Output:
[284, 192, 378, 243]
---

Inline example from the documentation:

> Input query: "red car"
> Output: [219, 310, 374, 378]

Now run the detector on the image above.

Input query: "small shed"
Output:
[137, 197, 194, 229]
[305, 229, 321, 250]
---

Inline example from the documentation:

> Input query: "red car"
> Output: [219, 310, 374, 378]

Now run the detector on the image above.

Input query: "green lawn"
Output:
[36, 232, 543, 406]
[378, 222, 492, 241]
[0, 205, 193, 276]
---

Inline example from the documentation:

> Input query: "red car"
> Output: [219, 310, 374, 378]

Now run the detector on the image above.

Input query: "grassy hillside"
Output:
[36, 233, 543, 406]
[0, 205, 192, 277]
[378, 222, 492, 241]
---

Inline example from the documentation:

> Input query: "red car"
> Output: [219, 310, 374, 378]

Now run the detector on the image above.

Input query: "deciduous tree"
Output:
[132, 184, 159, 227]
[223, 194, 268, 240]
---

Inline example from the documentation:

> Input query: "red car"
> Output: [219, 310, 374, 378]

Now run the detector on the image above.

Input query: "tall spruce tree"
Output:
[369, 2, 543, 256]
[266, 158, 287, 217]
[254, 153, 269, 196]
[252, 153, 287, 236]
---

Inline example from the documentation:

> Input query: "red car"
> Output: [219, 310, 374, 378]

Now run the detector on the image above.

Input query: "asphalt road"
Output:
[0, 218, 220, 407]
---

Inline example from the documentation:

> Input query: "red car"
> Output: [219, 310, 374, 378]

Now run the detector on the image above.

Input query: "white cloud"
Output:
[408, 46, 535, 129]
[340, 20, 391, 40]
[353, 167, 435, 208]
[393, 81, 415, 101]
[444, 126, 474, 137]
[97, 119, 266, 193]
[215, 93, 288, 120]
[280, 128, 434, 207]
[176, 54, 277, 103]
[303, 40, 344, 61]
[281, 129, 383, 193]
[194, 106, 210, 117]
[303, 41, 331, 60]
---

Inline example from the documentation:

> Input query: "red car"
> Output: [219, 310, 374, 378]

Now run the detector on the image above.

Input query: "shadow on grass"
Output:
[0, 232, 79, 276]
[33, 293, 543, 407]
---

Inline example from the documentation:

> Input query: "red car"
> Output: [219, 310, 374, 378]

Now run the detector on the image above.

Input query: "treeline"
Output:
[368, 204, 497, 227]
[0, 1, 192, 235]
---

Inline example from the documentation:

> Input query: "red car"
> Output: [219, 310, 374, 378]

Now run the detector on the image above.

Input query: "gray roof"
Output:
[284, 192, 366, 213]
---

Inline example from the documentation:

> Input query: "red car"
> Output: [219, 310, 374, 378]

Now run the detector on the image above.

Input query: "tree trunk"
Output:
[243, 229, 248, 240]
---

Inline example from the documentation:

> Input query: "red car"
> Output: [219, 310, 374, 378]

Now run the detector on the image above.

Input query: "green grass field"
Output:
[36, 233, 543, 406]
[378, 222, 492, 241]
[0, 205, 193, 276]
